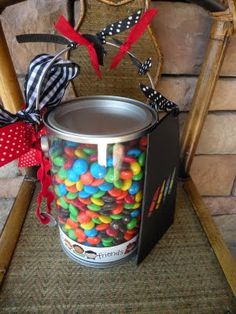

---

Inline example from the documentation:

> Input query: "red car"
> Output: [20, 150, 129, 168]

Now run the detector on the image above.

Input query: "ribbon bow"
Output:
[110, 9, 158, 69]
[55, 16, 102, 79]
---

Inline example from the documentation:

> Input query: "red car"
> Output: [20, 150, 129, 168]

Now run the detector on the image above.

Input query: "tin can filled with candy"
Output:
[43, 96, 157, 267]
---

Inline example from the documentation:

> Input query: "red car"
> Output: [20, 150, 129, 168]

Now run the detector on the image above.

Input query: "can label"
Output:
[59, 228, 138, 264]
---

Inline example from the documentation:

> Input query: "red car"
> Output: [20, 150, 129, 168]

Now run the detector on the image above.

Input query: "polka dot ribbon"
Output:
[110, 9, 158, 69]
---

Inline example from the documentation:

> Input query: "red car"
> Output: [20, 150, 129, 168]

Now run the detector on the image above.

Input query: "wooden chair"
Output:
[0, 0, 235, 311]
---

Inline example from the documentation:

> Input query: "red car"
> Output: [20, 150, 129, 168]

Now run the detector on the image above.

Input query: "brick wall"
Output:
[0, 1, 236, 214]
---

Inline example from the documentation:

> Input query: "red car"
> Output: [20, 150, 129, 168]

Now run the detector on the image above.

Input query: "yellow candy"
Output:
[133, 202, 141, 209]
[135, 191, 143, 203]
[130, 162, 141, 176]
[64, 179, 75, 187]
[64, 224, 71, 231]
[121, 179, 132, 191]
[76, 180, 83, 191]
[91, 197, 104, 206]
[75, 149, 87, 159]
[81, 221, 95, 230]
[99, 215, 112, 224]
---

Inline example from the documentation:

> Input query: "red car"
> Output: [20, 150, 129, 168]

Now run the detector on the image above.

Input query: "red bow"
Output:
[110, 9, 158, 69]
[55, 16, 102, 79]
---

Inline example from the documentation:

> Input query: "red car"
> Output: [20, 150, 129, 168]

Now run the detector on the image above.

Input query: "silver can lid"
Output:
[44, 96, 157, 144]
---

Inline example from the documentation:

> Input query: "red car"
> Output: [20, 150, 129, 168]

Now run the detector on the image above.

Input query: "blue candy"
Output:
[78, 190, 90, 198]
[127, 148, 141, 157]
[72, 159, 88, 175]
[67, 169, 79, 182]
[84, 185, 99, 195]
[107, 156, 113, 167]
[98, 182, 113, 191]
[85, 228, 98, 237]
[131, 209, 140, 218]
[90, 162, 106, 179]
[129, 181, 140, 195]
[64, 141, 77, 147]
[58, 184, 67, 196]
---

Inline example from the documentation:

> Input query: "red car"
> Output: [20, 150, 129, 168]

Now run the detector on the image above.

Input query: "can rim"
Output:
[43, 95, 157, 144]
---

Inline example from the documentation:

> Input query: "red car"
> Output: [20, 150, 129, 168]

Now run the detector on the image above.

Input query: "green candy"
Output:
[133, 171, 143, 181]
[127, 218, 137, 230]
[102, 237, 113, 246]
[57, 168, 68, 180]
[114, 179, 123, 189]
[61, 225, 68, 234]
[69, 204, 78, 217]
[110, 214, 123, 220]
[83, 148, 96, 155]
[70, 213, 78, 222]
[53, 156, 65, 167]
[138, 152, 146, 167]
[58, 197, 68, 209]
[68, 229, 77, 241]
[67, 192, 77, 200]
[104, 167, 120, 183]
[87, 204, 101, 212]
[93, 190, 106, 199]
[92, 217, 101, 224]
[124, 203, 135, 209]
[54, 186, 61, 197]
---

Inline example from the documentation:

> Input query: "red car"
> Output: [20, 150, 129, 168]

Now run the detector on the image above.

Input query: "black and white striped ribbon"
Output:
[0, 54, 80, 127]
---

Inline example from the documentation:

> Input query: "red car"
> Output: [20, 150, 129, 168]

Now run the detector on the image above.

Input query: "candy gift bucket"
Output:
[43, 96, 157, 267]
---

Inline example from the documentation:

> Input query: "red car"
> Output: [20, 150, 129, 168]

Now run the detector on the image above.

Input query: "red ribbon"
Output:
[110, 9, 158, 69]
[55, 16, 102, 79]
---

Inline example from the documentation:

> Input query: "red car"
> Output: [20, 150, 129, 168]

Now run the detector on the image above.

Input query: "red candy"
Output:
[78, 197, 91, 205]
[124, 195, 134, 204]
[87, 237, 100, 245]
[80, 171, 94, 185]
[116, 190, 128, 200]
[91, 178, 104, 186]
[64, 159, 74, 169]
[96, 223, 109, 231]
[108, 187, 122, 197]
[67, 218, 78, 229]
[120, 170, 133, 180]
[86, 210, 100, 218]
[112, 204, 123, 215]
[64, 147, 75, 158]
[106, 228, 118, 237]
[77, 213, 91, 224]
[123, 156, 136, 163]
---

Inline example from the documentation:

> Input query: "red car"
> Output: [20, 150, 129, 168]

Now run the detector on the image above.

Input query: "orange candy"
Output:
[80, 171, 94, 185]
[96, 223, 109, 231]
[66, 218, 78, 229]
[108, 187, 122, 198]
[66, 185, 77, 193]
[120, 170, 133, 180]
[87, 237, 100, 245]
[124, 231, 133, 241]
[78, 197, 91, 205]
[112, 204, 123, 215]
[91, 178, 104, 186]
[86, 210, 100, 218]
[77, 213, 91, 224]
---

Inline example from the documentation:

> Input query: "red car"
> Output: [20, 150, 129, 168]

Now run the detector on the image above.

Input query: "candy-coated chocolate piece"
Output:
[83, 147, 96, 155]
[87, 203, 101, 212]
[69, 204, 78, 217]
[68, 229, 77, 241]
[78, 190, 90, 198]
[87, 237, 100, 245]
[75, 180, 83, 191]
[66, 185, 78, 193]
[124, 194, 134, 204]
[139, 136, 147, 147]
[64, 147, 75, 158]
[133, 171, 143, 181]
[91, 197, 104, 206]
[123, 215, 131, 223]
[130, 162, 141, 176]
[112, 204, 123, 215]
[86, 210, 100, 219]
[90, 162, 107, 179]
[104, 167, 119, 183]
[96, 223, 109, 231]
[138, 152, 146, 166]
[75, 228, 86, 241]
[80, 171, 94, 185]
[91, 178, 104, 187]
[64, 140, 77, 147]
[72, 159, 88, 175]
[99, 215, 112, 224]
[92, 190, 106, 199]
[67, 169, 79, 182]
[108, 187, 122, 198]
[64, 159, 74, 169]
[57, 196, 68, 209]
[129, 181, 140, 195]
[70, 213, 78, 222]
[120, 170, 133, 180]
[85, 228, 98, 237]
[84, 185, 99, 195]
[110, 214, 123, 220]
[130, 209, 140, 218]
[132, 202, 141, 209]
[106, 227, 118, 237]
[98, 182, 113, 191]
[55, 175, 64, 184]
[78, 197, 91, 205]
[127, 148, 141, 157]
[121, 179, 132, 191]
[66, 192, 77, 200]
[66, 218, 78, 229]
[135, 191, 142, 203]
[53, 156, 65, 167]
[124, 232, 133, 241]
[102, 237, 113, 246]
[81, 220, 95, 230]
[77, 212, 91, 224]
[64, 179, 75, 187]
[92, 217, 102, 224]
[89, 155, 97, 162]
[116, 190, 128, 200]
[107, 157, 113, 167]
[74, 149, 87, 159]
[127, 218, 137, 229]
[123, 156, 136, 163]
[57, 168, 68, 180]
[113, 179, 123, 189]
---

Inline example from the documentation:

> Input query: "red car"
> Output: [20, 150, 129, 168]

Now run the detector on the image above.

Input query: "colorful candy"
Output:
[49, 138, 147, 248]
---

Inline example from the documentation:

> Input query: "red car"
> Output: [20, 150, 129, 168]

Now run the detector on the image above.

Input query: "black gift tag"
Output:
[136, 111, 179, 264]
